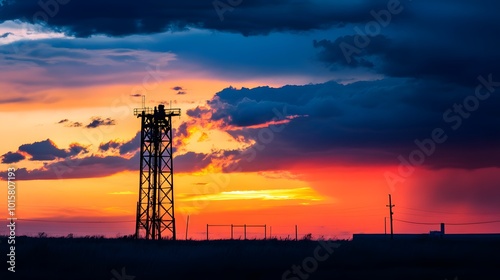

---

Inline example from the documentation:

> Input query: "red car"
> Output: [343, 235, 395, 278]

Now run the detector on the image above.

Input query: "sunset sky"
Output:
[1, 0, 500, 239]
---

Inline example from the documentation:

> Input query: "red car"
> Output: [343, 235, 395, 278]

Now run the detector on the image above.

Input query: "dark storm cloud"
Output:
[0, 96, 33, 104]
[0, 0, 391, 37]
[0, 32, 13, 38]
[0, 129, 212, 180]
[19, 139, 69, 160]
[174, 152, 212, 174]
[314, 33, 500, 87]
[0, 134, 141, 180]
[188, 78, 500, 172]
[204, 84, 343, 127]
[57, 117, 116, 128]
[313, 35, 390, 68]
[1, 151, 25, 164]
[171, 86, 187, 95]
[99, 132, 140, 154]
[68, 144, 87, 155]
[56, 118, 83, 127]
[99, 141, 121, 152]
[69, 122, 82, 127]
[85, 117, 116, 128]
[118, 132, 140, 154]
[313, 0, 500, 86]
[0, 154, 138, 180]
[186, 107, 207, 118]
[0, 148, 210, 181]
[17, 139, 88, 161]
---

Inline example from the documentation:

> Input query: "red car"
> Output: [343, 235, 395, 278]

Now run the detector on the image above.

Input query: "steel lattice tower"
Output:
[134, 104, 181, 240]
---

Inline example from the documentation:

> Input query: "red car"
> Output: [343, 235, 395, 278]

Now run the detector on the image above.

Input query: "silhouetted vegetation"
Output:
[0, 235, 498, 280]
[302, 233, 313, 240]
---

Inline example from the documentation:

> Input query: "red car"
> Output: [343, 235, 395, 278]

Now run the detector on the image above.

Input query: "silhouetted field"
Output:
[1, 236, 499, 279]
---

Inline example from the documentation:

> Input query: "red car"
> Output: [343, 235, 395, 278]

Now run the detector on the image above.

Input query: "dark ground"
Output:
[1, 236, 499, 280]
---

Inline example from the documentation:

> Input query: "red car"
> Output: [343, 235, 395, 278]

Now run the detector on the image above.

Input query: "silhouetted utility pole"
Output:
[185, 215, 190, 240]
[386, 194, 395, 239]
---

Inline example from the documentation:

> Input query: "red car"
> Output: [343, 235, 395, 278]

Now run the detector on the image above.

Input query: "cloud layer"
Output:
[7, 139, 88, 161]
[0, 0, 393, 37]
[0, 132, 215, 180]
[185, 77, 500, 172]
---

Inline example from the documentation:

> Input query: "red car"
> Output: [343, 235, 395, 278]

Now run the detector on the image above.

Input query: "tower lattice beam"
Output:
[134, 105, 180, 240]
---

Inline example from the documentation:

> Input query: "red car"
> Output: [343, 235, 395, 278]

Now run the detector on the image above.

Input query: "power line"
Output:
[334, 206, 383, 212]
[398, 211, 435, 217]
[399, 207, 462, 215]
[394, 219, 440, 225]
[395, 218, 500, 226]
[399, 206, 500, 216]
[17, 219, 134, 224]
[447, 220, 500, 226]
